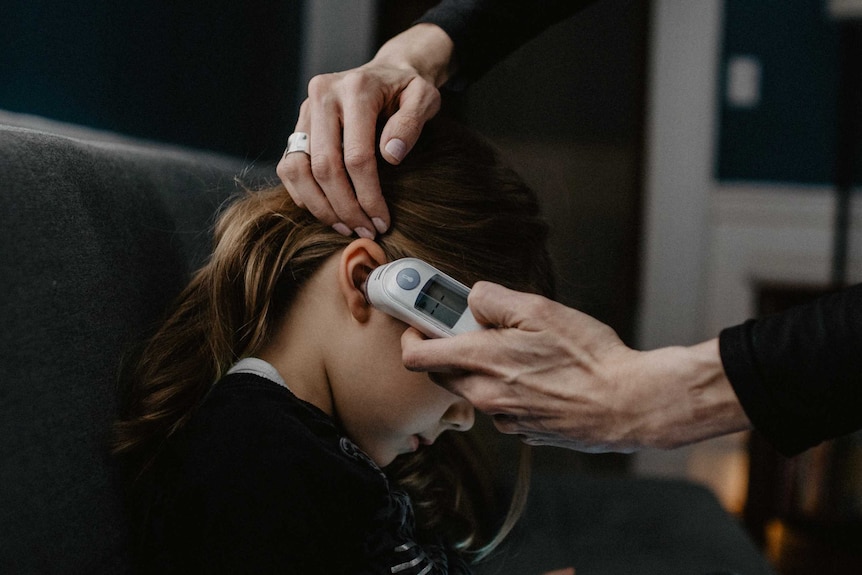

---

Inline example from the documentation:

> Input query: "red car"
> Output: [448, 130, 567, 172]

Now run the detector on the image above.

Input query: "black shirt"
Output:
[132, 372, 469, 574]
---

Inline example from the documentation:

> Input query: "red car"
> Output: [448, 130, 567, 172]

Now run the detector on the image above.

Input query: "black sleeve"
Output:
[417, 0, 597, 88]
[719, 283, 862, 456]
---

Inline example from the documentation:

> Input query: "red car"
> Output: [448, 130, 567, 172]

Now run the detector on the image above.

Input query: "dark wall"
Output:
[461, 2, 647, 147]
[0, 0, 305, 160]
[460, 1, 648, 349]
[717, 0, 862, 185]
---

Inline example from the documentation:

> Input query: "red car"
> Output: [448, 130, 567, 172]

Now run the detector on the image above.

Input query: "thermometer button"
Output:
[396, 268, 421, 290]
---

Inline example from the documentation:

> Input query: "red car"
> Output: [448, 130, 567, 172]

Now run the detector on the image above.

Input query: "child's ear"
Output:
[338, 238, 388, 323]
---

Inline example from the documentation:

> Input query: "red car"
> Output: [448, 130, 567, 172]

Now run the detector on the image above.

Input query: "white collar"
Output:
[226, 357, 288, 390]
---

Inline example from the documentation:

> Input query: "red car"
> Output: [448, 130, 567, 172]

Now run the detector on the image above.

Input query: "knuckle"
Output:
[468, 283, 491, 306]
[404, 80, 441, 117]
[401, 346, 424, 372]
[402, 354, 419, 372]
[277, 157, 304, 183]
[523, 295, 552, 319]
[307, 74, 336, 99]
[342, 146, 376, 174]
[341, 69, 373, 93]
[394, 113, 424, 137]
[309, 153, 341, 182]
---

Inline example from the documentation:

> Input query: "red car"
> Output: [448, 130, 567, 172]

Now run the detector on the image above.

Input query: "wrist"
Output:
[634, 339, 752, 449]
[371, 23, 455, 87]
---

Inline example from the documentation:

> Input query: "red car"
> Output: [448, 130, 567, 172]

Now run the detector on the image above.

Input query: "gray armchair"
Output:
[0, 110, 774, 575]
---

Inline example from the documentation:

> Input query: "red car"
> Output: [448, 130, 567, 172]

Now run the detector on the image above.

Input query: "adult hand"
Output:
[277, 23, 454, 238]
[401, 282, 751, 453]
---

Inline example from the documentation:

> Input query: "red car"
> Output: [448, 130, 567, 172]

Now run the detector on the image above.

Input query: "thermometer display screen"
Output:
[415, 275, 469, 328]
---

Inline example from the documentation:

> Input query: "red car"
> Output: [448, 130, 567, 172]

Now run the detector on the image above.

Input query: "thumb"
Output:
[468, 281, 543, 330]
[379, 78, 440, 164]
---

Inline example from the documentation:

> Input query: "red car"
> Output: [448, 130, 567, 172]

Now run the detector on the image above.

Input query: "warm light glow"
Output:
[686, 431, 751, 514]
[764, 519, 788, 565]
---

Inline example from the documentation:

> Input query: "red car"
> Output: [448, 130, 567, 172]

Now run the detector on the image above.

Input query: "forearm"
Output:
[368, 23, 455, 88]
[630, 339, 752, 450]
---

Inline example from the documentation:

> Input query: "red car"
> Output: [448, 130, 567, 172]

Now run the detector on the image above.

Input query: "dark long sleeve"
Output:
[719, 283, 862, 456]
[417, 0, 596, 88]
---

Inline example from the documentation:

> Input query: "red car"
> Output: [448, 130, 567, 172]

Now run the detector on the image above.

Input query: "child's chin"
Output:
[370, 447, 398, 468]
[376, 454, 396, 468]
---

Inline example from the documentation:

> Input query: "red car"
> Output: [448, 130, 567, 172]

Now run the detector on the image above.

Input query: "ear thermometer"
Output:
[362, 258, 484, 338]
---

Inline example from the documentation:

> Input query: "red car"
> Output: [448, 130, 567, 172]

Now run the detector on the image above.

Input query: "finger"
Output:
[379, 77, 441, 165]
[400, 329, 516, 410]
[400, 326, 512, 375]
[429, 371, 515, 413]
[277, 155, 307, 210]
[491, 413, 521, 434]
[340, 89, 390, 235]
[519, 432, 636, 453]
[277, 101, 313, 210]
[279, 153, 339, 224]
[472, 283, 620, 353]
[277, 102, 339, 224]
[306, 76, 376, 236]
[401, 328, 464, 373]
[491, 414, 560, 438]
[467, 281, 549, 330]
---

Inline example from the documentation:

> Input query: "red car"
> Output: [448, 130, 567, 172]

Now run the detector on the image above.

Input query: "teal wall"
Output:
[716, 0, 861, 185]
[0, 1, 305, 160]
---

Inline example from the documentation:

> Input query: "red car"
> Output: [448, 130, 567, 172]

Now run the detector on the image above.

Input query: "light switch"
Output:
[726, 55, 761, 109]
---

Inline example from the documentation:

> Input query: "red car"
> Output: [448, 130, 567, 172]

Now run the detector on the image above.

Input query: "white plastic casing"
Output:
[363, 258, 483, 338]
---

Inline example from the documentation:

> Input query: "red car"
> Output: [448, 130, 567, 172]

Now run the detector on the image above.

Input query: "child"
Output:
[113, 118, 555, 574]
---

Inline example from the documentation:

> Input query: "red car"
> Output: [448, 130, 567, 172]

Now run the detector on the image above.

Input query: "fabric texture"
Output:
[719, 283, 862, 456]
[133, 371, 470, 574]
[0, 110, 270, 573]
[417, 0, 596, 88]
[478, 473, 774, 575]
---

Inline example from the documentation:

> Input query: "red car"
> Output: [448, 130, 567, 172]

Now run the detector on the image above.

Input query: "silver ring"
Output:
[284, 132, 310, 156]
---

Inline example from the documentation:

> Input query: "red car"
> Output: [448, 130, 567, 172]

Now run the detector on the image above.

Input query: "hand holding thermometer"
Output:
[362, 258, 484, 338]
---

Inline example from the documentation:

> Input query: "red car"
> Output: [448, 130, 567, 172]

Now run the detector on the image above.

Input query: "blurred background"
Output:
[3, 0, 861, 572]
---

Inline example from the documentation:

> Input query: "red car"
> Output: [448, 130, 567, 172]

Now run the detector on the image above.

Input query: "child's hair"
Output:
[113, 117, 555, 560]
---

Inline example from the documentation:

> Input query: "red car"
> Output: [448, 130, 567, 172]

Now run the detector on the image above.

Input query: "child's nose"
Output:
[442, 398, 475, 431]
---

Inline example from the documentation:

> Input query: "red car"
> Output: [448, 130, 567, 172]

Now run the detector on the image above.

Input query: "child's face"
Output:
[328, 310, 475, 467]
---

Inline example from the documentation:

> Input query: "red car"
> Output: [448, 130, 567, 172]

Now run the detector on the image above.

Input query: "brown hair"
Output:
[114, 118, 555, 560]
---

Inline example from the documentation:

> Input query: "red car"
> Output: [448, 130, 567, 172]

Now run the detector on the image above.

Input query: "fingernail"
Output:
[384, 138, 408, 163]
[354, 226, 374, 239]
[372, 217, 388, 234]
[332, 222, 351, 236]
